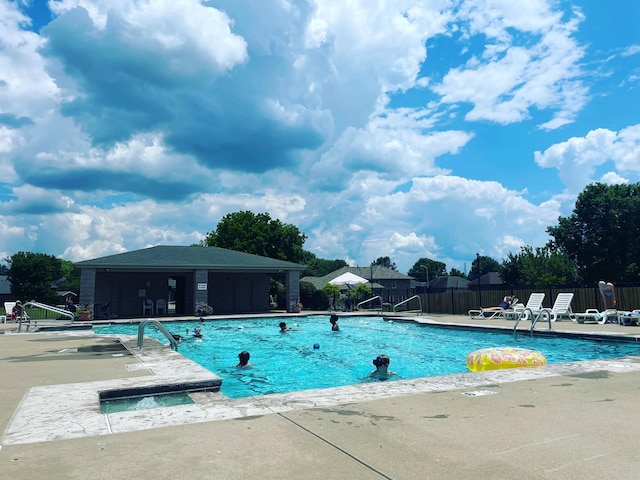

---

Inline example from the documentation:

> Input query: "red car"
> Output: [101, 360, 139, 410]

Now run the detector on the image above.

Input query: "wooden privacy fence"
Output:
[415, 284, 640, 315]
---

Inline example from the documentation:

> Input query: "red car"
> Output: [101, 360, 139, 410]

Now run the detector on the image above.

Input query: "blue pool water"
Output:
[94, 316, 640, 398]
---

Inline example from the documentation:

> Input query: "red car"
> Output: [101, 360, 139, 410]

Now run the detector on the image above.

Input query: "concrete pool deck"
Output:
[1, 313, 640, 479]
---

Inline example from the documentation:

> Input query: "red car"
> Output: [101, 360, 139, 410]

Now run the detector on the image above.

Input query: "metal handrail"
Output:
[137, 319, 179, 351]
[23, 301, 75, 321]
[392, 295, 422, 314]
[513, 307, 552, 339]
[530, 309, 552, 335]
[356, 296, 383, 312]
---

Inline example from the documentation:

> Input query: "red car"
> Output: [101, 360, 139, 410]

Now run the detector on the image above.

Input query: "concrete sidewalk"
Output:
[1, 315, 640, 480]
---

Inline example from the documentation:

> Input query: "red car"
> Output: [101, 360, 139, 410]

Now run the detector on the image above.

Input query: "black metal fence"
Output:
[415, 284, 640, 315]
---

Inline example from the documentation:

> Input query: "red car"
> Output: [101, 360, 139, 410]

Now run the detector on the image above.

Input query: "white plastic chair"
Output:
[539, 293, 575, 322]
[156, 299, 167, 315]
[142, 299, 154, 315]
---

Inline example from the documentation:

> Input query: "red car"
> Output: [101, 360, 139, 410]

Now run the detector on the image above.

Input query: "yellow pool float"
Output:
[466, 347, 547, 372]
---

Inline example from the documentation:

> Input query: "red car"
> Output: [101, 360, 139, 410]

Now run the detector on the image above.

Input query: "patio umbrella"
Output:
[329, 272, 369, 286]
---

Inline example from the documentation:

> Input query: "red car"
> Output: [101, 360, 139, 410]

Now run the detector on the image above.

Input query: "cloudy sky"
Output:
[1, 0, 639, 274]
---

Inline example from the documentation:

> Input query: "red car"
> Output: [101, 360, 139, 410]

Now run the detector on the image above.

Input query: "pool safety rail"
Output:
[513, 308, 553, 339]
[393, 295, 423, 315]
[137, 319, 179, 351]
[19, 301, 76, 332]
[356, 295, 383, 313]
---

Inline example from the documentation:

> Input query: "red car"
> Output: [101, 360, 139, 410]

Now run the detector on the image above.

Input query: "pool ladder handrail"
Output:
[19, 300, 76, 332]
[392, 295, 422, 315]
[513, 308, 552, 338]
[137, 319, 179, 351]
[356, 295, 383, 313]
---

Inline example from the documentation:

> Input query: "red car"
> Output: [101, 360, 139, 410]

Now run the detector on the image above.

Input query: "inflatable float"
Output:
[466, 347, 547, 372]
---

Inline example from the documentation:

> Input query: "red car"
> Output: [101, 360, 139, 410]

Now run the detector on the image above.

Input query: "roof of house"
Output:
[74, 245, 306, 272]
[301, 265, 412, 290]
[468, 271, 504, 286]
[428, 275, 470, 289]
[0, 275, 10, 295]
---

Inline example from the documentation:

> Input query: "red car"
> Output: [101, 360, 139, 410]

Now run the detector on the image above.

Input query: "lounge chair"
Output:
[504, 293, 545, 321]
[468, 296, 520, 320]
[536, 293, 575, 322]
[3, 301, 30, 323]
[575, 281, 619, 324]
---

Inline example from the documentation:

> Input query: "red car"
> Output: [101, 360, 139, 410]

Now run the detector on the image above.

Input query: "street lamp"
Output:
[424, 266, 429, 289]
[476, 253, 482, 307]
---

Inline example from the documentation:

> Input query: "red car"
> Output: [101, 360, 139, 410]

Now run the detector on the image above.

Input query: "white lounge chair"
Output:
[574, 308, 619, 324]
[3, 301, 30, 323]
[504, 293, 545, 321]
[468, 296, 520, 320]
[537, 293, 575, 322]
[575, 281, 619, 324]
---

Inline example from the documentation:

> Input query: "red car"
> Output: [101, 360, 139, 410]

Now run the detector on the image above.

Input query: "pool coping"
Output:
[3, 314, 640, 445]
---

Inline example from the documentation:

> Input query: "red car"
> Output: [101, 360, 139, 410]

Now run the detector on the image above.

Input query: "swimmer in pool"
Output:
[329, 314, 340, 331]
[279, 321, 296, 332]
[369, 354, 396, 380]
[193, 327, 203, 338]
[236, 350, 251, 368]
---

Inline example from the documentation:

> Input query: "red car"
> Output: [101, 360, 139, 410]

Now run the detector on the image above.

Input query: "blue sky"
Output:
[1, 0, 639, 274]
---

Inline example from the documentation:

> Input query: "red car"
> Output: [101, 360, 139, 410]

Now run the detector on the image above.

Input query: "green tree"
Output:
[300, 251, 348, 277]
[468, 255, 500, 281]
[371, 256, 397, 271]
[547, 182, 640, 282]
[408, 258, 447, 281]
[449, 268, 467, 278]
[203, 211, 307, 263]
[500, 246, 578, 287]
[7, 252, 63, 304]
[500, 252, 524, 285]
[56, 259, 81, 295]
[348, 283, 372, 305]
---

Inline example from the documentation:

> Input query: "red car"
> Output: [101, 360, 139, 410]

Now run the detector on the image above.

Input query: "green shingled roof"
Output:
[75, 245, 305, 271]
[301, 265, 412, 289]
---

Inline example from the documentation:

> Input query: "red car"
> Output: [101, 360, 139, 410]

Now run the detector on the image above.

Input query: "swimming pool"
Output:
[94, 315, 640, 398]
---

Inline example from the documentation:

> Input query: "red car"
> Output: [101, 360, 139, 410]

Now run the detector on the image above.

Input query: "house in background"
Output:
[302, 265, 414, 304]
[427, 275, 470, 290]
[75, 245, 305, 317]
[467, 272, 505, 286]
[0, 275, 11, 304]
[56, 291, 77, 306]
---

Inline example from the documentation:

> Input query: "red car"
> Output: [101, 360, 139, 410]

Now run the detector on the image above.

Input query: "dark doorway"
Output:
[170, 276, 186, 315]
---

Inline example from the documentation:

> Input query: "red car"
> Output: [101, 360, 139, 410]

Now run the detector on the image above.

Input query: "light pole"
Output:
[476, 253, 482, 307]
[424, 266, 429, 290]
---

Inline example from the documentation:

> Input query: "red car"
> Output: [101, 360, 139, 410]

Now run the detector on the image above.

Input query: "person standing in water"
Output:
[236, 350, 251, 367]
[370, 354, 396, 380]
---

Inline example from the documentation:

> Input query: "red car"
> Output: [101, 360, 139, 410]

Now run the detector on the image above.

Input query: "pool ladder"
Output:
[513, 308, 552, 339]
[392, 295, 423, 315]
[137, 319, 179, 351]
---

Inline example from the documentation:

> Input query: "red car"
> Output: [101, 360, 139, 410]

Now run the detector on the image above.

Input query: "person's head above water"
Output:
[237, 350, 250, 367]
[372, 354, 390, 369]
[279, 322, 287, 330]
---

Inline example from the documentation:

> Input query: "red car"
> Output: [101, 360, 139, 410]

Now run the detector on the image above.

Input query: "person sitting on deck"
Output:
[10, 301, 24, 321]
[480, 296, 516, 314]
